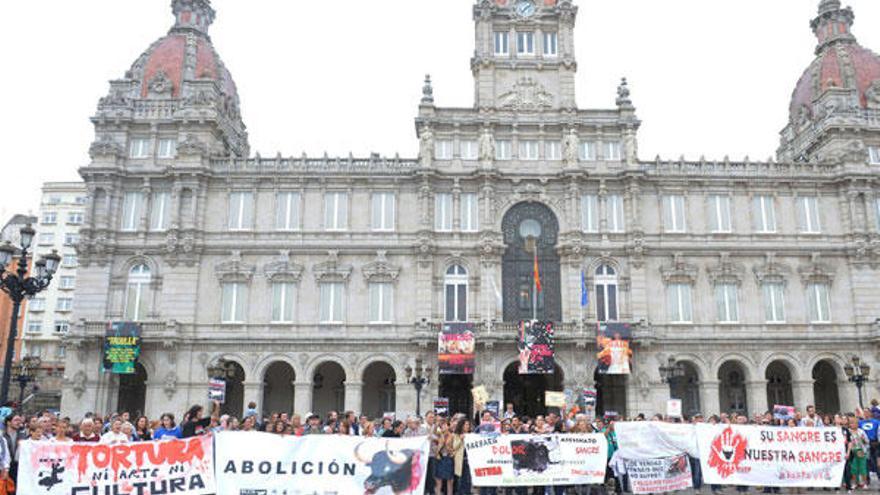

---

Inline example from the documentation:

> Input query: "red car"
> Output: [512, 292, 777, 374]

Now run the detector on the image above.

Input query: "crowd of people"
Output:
[0, 399, 878, 494]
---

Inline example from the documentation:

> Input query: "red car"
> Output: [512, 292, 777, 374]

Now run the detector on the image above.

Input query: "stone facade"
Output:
[62, 0, 880, 419]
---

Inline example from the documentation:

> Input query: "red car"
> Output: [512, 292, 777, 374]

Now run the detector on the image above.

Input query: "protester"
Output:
[153, 413, 182, 440]
[181, 401, 220, 438]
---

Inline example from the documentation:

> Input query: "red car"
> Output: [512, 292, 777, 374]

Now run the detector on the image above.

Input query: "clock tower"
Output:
[472, 0, 578, 110]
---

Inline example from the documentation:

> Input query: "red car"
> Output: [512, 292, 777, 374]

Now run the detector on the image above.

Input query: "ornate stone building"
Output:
[63, 0, 880, 419]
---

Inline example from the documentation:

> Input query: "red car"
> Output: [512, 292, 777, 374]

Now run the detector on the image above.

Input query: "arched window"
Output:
[444, 265, 468, 322]
[124, 264, 151, 321]
[595, 265, 618, 322]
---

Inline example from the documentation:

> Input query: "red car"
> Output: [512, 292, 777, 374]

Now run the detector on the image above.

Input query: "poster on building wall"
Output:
[596, 322, 633, 375]
[517, 321, 555, 374]
[102, 321, 142, 374]
[438, 323, 476, 374]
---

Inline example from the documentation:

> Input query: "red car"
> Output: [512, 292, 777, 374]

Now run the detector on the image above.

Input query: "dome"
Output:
[789, 1, 880, 123]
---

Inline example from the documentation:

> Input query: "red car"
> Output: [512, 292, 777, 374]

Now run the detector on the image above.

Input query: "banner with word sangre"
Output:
[696, 424, 846, 487]
[18, 435, 214, 495]
[625, 454, 693, 494]
[215, 432, 429, 495]
[464, 433, 607, 487]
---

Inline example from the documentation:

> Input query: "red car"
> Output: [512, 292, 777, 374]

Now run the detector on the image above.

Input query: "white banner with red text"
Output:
[696, 424, 846, 487]
[464, 433, 607, 487]
[615, 422, 699, 459]
[624, 454, 693, 494]
[215, 432, 429, 495]
[17, 435, 215, 495]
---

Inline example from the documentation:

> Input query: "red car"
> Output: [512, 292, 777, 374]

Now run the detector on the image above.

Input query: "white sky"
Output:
[1, 0, 879, 221]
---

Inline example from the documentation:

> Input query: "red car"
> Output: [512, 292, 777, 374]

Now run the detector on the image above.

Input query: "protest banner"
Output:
[208, 378, 226, 403]
[696, 424, 846, 487]
[433, 397, 449, 415]
[545, 391, 566, 408]
[596, 322, 632, 375]
[518, 321, 555, 374]
[464, 433, 607, 487]
[486, 400, 501, 418]
[666, 399, 682, 418]
[773, 405, 796, 421]
[215, 432, 429, 494]
[625, 454, 693, 494]
[615, 422, 699, 459]
[438, 323, 476, 374]
[18, 435, 214, 495]
[102, 321, 142, 374]
[472, 385, 489, 406]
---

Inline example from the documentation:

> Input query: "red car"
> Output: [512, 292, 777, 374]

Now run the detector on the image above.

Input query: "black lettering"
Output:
[132, 481, 148, 495]
[344, 463, 356, 476]
[223, 460, 237, 474]
[242, 461, 253, 474]
[188, 474, 205, 489]
[169, 477, 185, 492]
[302, 461, 313, 474]
[328, 460, 340, 475]
[150, 480, 168, 495]
[259, 461, 271, 474]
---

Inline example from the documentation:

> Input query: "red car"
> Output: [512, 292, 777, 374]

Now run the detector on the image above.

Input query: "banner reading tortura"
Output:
[438, 323, 476, 374]
[517, 321, 555, 374]
[464, 433, 607, 487]
[18, 435, 214, 495]
[596, 322, 633, 375]
[102, 321, 142, 374]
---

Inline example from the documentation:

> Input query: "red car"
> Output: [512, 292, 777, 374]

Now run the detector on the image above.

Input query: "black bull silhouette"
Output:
[354, 441, 420, 494]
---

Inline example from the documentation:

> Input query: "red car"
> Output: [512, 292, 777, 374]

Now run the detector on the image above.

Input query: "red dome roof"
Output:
[135, 34, 238, 102]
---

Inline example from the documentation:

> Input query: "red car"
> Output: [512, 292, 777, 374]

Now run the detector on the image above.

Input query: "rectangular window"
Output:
[371, 192, 396, 231]
[606, 195, 625, 232]
[753, 195, 777, 233]
[663, 195, 687, 233]
[59, 276, 75, 289]
[445, 283, 468, 322]
[798, 196, 821, 234]
[516, 32, 535, 55]
[869, 146, 880, 165]
[29, 299, 45, 312]
[54, 321, 70, 334]
[763, 282, 786, 323]
[26, 322, 42, 334]
[581, 195, 598, 232]
[62, 255, 77, 268]
[75, 196, 87, 205]
[578, 142, 596, 161]
[227, 192, 254, 231]
[543, 32, 558, 56]
[603, 141, 622, 161]
[121, 192, 144, 231]
[150, 191, 171, 231]
[275, 192, 301, 231]
[667, 284, 693, 323]
[715, 284, 739, 323]
[67, 212, 84, 225]
[460, 140, 479, 161]
[47, 196, 60, 205]
[157, 138, 177, 158]
[42, 212, 57, 224]
[434, 140, 453, 160]
[494, 31, 509, 56]
[708, 195, 732, 233]
[221, 283, 246, 323]
[495, 140, 512, 160]
[461, 193, 479, 232]
[38, 233, 54, 245]
[130, 138, 150, 159]
[25, 343, 42, 358]
[319, 282, 344, 323]
[808, 283, 831, 323]
[271, 282, 297, 323]
[435, 193, 453, 232]
[324, 192, 349, 231]
[369, 282, 393, 323]
[545, 141, 561, 161]
[519, 140, 539, 160]
[64, 233, 79, 246]
[56, 298, 73, 312]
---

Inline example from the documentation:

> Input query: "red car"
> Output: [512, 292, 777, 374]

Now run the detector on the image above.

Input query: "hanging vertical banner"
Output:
[596, 322, 633, 375]
[625, 454, 694, 494]
[518, 321, 555, 374]
[438, 323, 476, 374]
[102, 321, 142, 374]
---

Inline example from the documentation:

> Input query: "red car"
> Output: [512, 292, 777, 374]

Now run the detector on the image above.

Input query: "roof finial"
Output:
[172, 0, 216, 35]
[616, 77, 633, 109]
[818, 0, 841, 15]
[421, 74, 434, 104]
[811, 0, 855, 53]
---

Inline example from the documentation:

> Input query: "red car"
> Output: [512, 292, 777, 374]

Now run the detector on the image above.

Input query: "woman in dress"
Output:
[433, 419, 455, 495]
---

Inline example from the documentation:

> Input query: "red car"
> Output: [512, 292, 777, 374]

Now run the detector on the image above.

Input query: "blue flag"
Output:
[580, 270, 589, 307]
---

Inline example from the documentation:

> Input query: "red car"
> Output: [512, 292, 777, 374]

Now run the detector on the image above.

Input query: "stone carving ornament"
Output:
[498, 77, 554, 111]
[148, 70, 173, 96]
[562, 128, 579, 165]
[479, 127, 495, 162]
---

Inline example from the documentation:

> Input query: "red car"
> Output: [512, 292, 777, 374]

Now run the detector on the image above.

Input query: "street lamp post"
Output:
[13, 355, 40, 412]
[844, 356, 871, 409]
[0, 225, 60, 406]
[405, 358, 432, 417]
[659, 357, 686, 394]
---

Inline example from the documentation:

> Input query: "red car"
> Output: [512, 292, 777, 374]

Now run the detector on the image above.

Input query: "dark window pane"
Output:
[445, 285, 455, 321]
[596, 284, 606, 322]
[608, 285, 618, 321]
[457, 284, 467, 321]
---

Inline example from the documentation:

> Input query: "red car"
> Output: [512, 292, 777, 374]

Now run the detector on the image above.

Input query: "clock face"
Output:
[516, 0, 536, 17]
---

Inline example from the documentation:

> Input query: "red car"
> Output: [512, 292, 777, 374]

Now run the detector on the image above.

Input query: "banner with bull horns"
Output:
[215, 432, 429, 495]
[464, 433, 607, 487]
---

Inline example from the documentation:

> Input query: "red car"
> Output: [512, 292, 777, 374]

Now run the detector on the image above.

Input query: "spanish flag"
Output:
[533, 252, 542, 293]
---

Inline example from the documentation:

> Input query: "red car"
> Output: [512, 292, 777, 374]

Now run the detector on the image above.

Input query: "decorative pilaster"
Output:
[344, 381, 363, 414]
[701, 380, 720, 416]
[294, 381, 313, 417]
[747, 381, 769, 416]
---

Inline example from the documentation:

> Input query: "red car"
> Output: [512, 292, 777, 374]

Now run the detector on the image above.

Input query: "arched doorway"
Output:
[503, 362, 564, 417]
[718, 361, 748, 415]
[313, 362, 345, 417]
[439, 374, 473, 416]
[766, 361, 794, 407]
[594, 370, 627, 418]
[262, 362, 295, 416]
[670, 361, 701, 417]
[813, 360, 841, 414]
[117, 363, 147, 416]
[362, 362, 396, 419]
[501, 202, 561, 322]
[222, 362, 246, 418]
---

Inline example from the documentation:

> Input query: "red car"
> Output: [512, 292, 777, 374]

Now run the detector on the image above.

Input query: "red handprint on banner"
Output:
[708, 426, 747, 478]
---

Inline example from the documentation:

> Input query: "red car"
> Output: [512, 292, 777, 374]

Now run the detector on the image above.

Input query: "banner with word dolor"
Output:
[696, 424, 846, 487]
[464, 433, 607, 487]
[18, 435, 214, 495]
[615, 421, 699, 459]
[625, 454, 693, 494]
[215, 432, 429, 494]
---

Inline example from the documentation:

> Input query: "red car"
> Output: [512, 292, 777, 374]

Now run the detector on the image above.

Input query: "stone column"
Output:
[746, 381, 768, 416]
[792, 380, 815, 410]
[838, 379, 860, 413]
[294, 381, 313, 417]
[396, 382, 417, 417]
[345, 381, 363, 414]
[242, 380, 263, 414]
[701, 380, 720, 416]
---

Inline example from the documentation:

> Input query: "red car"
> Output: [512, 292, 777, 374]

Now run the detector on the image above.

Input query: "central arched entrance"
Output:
[503, 362, 564, 417]
[718, 361, 748, 415]
[670, 361, 701, 418]
[312, 362, 345, 417]
[766, 361, 794, 407]
[501, 202, 561, 322]
[362, 362, 396, 419]
[117, 363, 147, 416]
[813, 360, 840, 414]
[262, 362, 295, 416]
[439, 374, 473, 417]
[595, 370, 627, 418]
[222, 362, 246, 418]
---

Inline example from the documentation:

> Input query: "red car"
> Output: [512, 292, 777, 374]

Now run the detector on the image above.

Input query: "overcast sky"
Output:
[2, 0, 879, 221]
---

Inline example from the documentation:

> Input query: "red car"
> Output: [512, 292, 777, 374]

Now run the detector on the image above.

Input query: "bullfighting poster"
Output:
[625, 455, 693, 494]
[102, 321, 142, 374]
[696, 424, 846, 487]
[596, 322, 633, 375]
[17, 435, 215, 495]
[517, 320, 555, 374]
[215, 432, 429, 494]
[438, 323, 476, 374]
[464, 433, 607, 487]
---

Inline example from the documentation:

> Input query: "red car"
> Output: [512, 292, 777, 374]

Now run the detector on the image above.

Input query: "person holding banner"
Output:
[434, 419, 455, 495]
